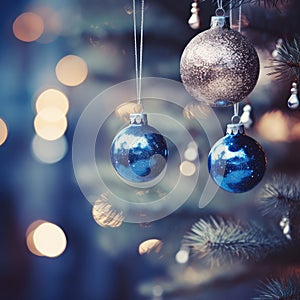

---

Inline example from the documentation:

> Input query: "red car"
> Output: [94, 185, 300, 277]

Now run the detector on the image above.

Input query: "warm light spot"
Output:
[183, 102, 212, 120]
[26, 220, 46, 256]
[35, 89, 69, 115]
[55, 55, 88, 86]
[179, 161, 196, 176]
[115, 102, 136, 122]
[138, 239, 162, 255]
[13, 12, 44, 42]
[32, 135, 68, 164]
[92, 194, 124, 228]
[291, 122, 300, 141]
[184, 142, 198, 161]
[34, 114, 68, 141]
[256, 110, 290, 142]
[37, 107, 65, 122]
[33, 222, 67, 258]
[0, 118, 8, 146]
[124, 4, 133, 15]
[175, 247, 189, 264]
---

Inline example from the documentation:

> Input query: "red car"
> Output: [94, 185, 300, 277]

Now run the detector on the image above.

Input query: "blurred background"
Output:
[1, 0, 300, 299]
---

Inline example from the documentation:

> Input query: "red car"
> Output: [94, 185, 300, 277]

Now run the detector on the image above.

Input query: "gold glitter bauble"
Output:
[180, 17, 259, 107]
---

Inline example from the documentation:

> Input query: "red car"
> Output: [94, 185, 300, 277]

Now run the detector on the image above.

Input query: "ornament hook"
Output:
[215, 7, 225, 16]
[231, 102, 241, 124]
[231, 114, 241, 124]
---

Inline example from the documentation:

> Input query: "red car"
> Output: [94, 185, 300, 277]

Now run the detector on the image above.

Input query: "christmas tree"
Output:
[2, 0, 300, 299]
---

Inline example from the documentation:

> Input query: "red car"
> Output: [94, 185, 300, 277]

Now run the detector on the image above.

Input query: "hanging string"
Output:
[132, 0, 145, 107]
[216, 0, 225, 16]
[216, 0, 223, 8]
[238, 0, 242, 32]
[229, 1, 233, 28]
[232, 0, 243, 122]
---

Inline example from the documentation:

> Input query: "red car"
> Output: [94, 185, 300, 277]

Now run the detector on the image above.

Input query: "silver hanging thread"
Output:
[231, 0, 242, 122]
[215, 0, 225, 16]
[188, 0, 200, 29]
[133, 0, 145, 111]
[287, 82, 299, 110]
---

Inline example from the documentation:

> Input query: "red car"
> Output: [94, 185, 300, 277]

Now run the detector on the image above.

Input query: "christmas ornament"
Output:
[188, 1, 200, 29]
[180, 15, 259, 107]
[279, 214, 292, 240]
[287, 82, 299, 109]
[240, 103, 254, 128]
[109, 0, 168, 185]
[208, 122, 266, 193]
[110, 113, 168, 184]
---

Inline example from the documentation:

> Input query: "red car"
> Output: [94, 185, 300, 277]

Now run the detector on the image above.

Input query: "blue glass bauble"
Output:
[208, 123, 266, 193]
[110, 113, 168, 185]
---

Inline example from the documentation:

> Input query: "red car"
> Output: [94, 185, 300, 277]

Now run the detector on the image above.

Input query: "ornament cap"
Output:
[210, 16, 230, 29]
[226, 123, 245, 135]
[130, 113, 148, 125]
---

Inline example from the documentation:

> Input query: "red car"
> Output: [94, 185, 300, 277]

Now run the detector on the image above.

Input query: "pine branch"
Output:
[253, 275, 300, 300]
[211, 0, 289, 9]
[258, 174, 300, 217]
[183, 217, 285, 266]
[267, 37, 300, 82]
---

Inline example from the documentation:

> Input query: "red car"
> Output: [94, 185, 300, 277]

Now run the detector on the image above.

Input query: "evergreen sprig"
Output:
[253, 275, 300, 300]
[183, 217, 284, 266]
[211, 0, 288, 9]
[259, 174, 300, 217]
[267, 37, 300, 82]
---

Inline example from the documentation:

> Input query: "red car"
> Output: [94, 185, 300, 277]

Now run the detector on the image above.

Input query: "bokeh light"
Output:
[37, 107, 65, 122]
[138, 239, 162, 255]
[92, 194, 124, 228]
[33, 222, 67, 258]
[31, 134, 68, 164]
[179, 161, 196, 176]
[184, 142, 198, 161]
[183, 102, 212, 120]
[256, 110, 290, 142]
[55, 55, 88, 86]
[0, 118, 8, 146]
[115, 102, 136, 122]
[13, 12, 44, 42]
[35, 89, 69, 115]
[26, 220, 46, 256]
[175, 247, 189, 264]
[34, 114, 68, 141]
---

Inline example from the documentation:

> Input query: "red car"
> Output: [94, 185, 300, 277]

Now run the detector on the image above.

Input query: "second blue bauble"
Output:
[208, 123, 266, 193]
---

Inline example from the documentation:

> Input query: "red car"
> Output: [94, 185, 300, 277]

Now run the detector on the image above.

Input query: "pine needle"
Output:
[183, 217, 285, 266]
[267, 37, 300, 82]
[211, 0, 288, 9]
[259, 174, 300, 217]
[253, 275, 300, 300]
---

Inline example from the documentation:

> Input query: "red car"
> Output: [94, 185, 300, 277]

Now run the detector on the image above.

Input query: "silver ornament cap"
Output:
[130, 113, 148, 125]
[210, 16, 229, 29]
[226, 123, 245, 135]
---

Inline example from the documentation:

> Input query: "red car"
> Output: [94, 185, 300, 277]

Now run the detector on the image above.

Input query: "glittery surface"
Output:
[180, 27, 260, 107]
[208, 131, 266, 193]
[110, 122, 168, 183]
